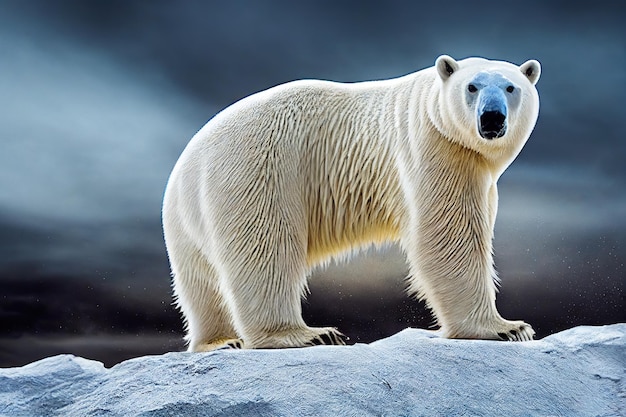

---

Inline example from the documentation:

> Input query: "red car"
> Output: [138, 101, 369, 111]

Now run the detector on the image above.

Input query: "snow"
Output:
[1, 325, 624, 416]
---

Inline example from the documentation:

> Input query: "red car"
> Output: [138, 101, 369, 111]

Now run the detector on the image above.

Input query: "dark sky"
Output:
[0, 0, 624, 367]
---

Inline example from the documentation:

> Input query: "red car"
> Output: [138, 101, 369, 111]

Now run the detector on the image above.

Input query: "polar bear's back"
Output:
[166, 77, 416, 264]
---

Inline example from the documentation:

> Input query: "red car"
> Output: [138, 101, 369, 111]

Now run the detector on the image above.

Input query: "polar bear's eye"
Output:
[506, 85, 515, 93]
[468, 84, 477, 93]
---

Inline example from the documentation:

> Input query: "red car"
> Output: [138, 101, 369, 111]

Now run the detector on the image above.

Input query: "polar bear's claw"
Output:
[225, 339, 244, 349]
[308, 328, 347, 346]
[496, 322, 535, 342]
[194, 338, 244, 352]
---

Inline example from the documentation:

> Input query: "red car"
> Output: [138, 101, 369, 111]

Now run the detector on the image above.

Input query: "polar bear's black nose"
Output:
[479, 111, 506, 139]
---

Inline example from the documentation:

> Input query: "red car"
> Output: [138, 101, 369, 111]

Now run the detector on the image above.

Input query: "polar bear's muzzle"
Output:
[477, 87, 508, 140]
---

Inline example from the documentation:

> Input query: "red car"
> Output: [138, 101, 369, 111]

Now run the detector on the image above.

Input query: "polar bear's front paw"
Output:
[445, 319, 535, 342]
[495, 321, 535, 342]
[306, 327, 347, 347]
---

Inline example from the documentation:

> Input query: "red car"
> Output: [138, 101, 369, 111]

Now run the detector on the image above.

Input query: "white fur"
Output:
[162, 55, 541, 350]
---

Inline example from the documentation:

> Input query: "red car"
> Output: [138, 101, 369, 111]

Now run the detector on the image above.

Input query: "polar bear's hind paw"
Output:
[193, 338, 244, 352]
[224, 339, 244, 349]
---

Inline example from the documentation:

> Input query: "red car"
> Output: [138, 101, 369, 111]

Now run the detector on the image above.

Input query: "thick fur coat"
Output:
[162, 55, 541, 351]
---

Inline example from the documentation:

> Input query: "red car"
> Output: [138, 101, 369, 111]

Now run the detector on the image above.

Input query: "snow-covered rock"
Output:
[1, 325, 624, 416]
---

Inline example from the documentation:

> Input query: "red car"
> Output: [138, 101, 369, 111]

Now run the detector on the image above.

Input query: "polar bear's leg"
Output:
[215, 220, 345, 349]
[220, 258, 346, 349]
[407, 264, 534, 342]
[172, 252, 242, 352]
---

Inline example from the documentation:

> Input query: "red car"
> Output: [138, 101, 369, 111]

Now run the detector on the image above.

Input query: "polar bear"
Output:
[162, 55, 541, 351]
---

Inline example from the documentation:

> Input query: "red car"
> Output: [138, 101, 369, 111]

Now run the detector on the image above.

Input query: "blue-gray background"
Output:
[1, 0, 624, 367]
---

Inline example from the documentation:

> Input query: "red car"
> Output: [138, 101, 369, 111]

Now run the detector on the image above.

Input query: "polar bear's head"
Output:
[430, 55, 541, 162]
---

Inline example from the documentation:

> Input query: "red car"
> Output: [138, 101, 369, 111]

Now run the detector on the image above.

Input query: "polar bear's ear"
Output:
[436, 55, 459, 81]
[520, 60, 541, 85]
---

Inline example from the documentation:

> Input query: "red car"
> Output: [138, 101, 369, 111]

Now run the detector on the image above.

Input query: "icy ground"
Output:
[1, 324, 624, 416]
